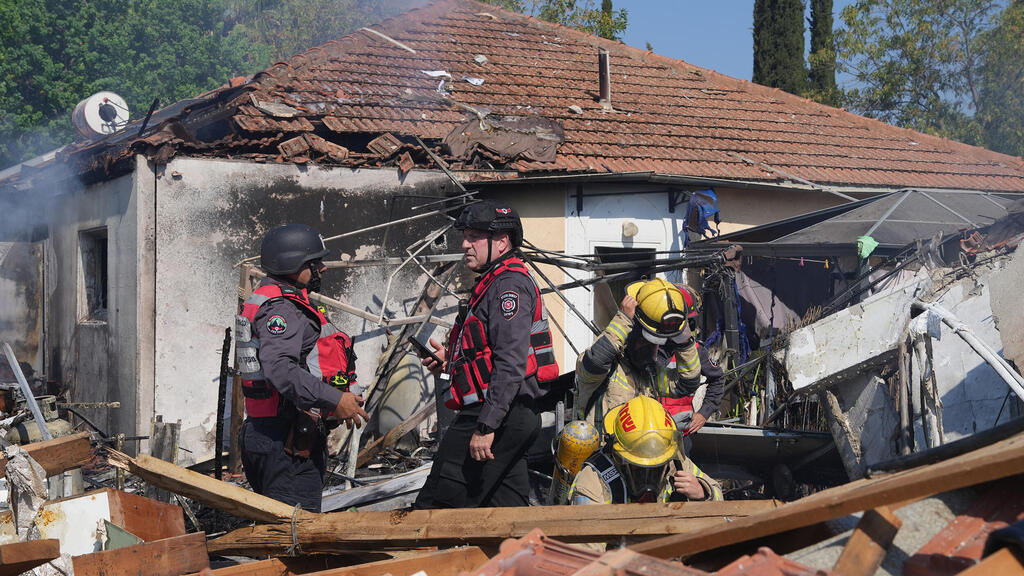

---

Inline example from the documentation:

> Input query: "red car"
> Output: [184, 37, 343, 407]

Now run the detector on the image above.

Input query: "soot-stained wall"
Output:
[154, 157, 456, 462]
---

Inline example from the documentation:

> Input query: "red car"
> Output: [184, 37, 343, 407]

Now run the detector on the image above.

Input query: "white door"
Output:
[563, 192, 686, 367]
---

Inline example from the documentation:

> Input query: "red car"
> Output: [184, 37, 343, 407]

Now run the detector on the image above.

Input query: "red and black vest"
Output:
[443, 257, 559, 410]
[235, 283, 356, 418]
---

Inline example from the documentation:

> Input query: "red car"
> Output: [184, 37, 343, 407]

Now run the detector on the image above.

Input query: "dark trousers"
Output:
[239, 418, 327, 513]
[414, 400, 540, 509]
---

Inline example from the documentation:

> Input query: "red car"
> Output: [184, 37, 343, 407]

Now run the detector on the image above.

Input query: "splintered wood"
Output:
[0, 539, 60, 576]
[632, 431, 1024, 559]
[207, 500, 782, 555]
[106, 449, 310, 523]
[0, 432, 92, 477]
[72, 532, 209, 576]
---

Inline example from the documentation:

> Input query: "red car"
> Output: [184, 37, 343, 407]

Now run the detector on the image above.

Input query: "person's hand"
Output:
[469, 431, 495, 461]
[672, 470, 706, 500]
[335, 392, 369, 429]
[620, 295, 638, 319]
[684, 412, 707, 435]
[421, 337, 447, 375]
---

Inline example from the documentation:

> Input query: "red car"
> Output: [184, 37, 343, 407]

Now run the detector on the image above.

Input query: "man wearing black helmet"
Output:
[235, 223, 368, 512]
[414, 200, 558, 508]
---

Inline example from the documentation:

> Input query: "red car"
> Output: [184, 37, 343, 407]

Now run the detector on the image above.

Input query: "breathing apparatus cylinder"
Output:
[547, 419, 600, 505]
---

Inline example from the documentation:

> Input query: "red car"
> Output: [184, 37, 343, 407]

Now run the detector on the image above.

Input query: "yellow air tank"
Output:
[548, 420, 600, 505]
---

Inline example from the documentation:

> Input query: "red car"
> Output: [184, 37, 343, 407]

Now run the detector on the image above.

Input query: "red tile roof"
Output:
[74, 0, 1024, 192]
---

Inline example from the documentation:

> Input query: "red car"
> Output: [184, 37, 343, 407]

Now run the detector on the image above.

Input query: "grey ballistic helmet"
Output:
[260, 224, 330, 275]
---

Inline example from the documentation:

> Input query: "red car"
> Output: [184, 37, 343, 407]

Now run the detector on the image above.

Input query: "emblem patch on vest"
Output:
[267, 315, 288, 335]
[499, 291, 519, 320]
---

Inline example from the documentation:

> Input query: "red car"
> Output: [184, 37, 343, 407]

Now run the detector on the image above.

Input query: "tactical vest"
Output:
[443, 257, 559, 410]
[235, 283, 356, 418]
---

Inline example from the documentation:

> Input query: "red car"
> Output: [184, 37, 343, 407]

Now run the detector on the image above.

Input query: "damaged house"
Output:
[1, 0, 1024, 470]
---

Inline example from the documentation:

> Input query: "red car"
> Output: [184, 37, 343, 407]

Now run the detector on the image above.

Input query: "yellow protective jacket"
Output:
[575, 310, 723, 426]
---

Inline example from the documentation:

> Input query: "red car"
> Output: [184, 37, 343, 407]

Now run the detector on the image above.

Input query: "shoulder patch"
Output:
[267, 314, 288, 335]
[708, 353, 719, 368]
[499, 290, 519, 320]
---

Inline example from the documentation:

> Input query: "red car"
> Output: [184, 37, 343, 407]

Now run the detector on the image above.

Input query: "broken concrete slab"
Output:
[819, 374, 901, 479]
[783, 277, 927, 392]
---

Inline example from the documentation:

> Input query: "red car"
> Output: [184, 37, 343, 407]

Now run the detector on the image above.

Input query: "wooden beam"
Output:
[356, 401, 435, 468]
[183, 554, 389, 576]
[207, 500, 781, 555]
[0, 432, 92, 478]
[958, 547, 1024, 575]
[106, 449, 311, 523]
[72, 532, 209, 576]
[0, 539, 60, 576]
[631, 430, 1024, 559]
[832, 506, 902, 576]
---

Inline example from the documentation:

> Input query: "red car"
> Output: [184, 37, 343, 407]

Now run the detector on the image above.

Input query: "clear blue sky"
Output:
[616, 1, 855, 82]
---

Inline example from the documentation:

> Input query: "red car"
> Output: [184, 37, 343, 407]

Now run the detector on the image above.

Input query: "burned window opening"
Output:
[79, 227, 108, 323]
[593, 246, 656, 331]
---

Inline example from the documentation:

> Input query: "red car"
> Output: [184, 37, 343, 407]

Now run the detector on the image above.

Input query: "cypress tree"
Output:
[808, 0, 840, 106]
[753, 0, 807, 95]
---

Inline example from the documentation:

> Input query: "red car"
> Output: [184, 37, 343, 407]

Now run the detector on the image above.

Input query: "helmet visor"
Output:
[612, 454, 670, 500]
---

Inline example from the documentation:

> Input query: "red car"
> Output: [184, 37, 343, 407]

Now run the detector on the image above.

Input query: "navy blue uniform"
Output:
[415, 253, 542, 508]
[239, 277, 343, 513]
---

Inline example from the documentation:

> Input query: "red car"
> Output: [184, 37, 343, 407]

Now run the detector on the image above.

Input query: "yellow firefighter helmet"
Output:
[625, 278, 694, 342]
[603, 396, 679, 467]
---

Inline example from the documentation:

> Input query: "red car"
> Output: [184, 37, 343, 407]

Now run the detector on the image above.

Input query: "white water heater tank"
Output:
[72, 91, 130, 138]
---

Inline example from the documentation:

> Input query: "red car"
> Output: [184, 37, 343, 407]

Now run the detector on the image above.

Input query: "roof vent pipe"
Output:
[598, 49, 612, 110]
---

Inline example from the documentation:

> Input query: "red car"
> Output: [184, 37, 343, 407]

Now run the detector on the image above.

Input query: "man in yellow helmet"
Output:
[576, 278, 725, 436]
[568, 397, 722, 504]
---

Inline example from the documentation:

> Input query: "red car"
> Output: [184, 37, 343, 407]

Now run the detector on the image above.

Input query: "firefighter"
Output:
[414, 200, 558, 509]
[235, 223, 368, 512]
[576, 278, 725, 437]
[568, 397, 722, 504]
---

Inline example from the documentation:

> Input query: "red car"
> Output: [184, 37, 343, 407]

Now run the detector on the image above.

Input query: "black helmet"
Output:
[454, 200, 523, 247]
[260, 224, 330, 275]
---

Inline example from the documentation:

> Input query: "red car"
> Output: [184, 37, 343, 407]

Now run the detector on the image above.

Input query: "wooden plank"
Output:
[0, 432, 92, 477]
[206, 499, 782, 555]
[107, 488, 187, 542]
[72, 532, 209, 576]
[356, 402, 435, 468]
[146, 415, 181, 502]
[106, 449, 309, 523]
[0, 539, 60, 576]
[184, 555, 379, 576]
[631, 430, 1024, 559]
[958, 547, 1024, 575]
[299, 546, 487, 576]
[832, 506, 903, 576]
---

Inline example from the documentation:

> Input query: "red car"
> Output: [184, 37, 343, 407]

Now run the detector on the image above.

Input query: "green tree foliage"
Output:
[480, 0, 628, 40]
[836, 0, 1004, 148]
[976, 0, 1024, 157]
[807, 0, 840, 106]
[753, 0, 808, 94]
[0, 0, 269, 168]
